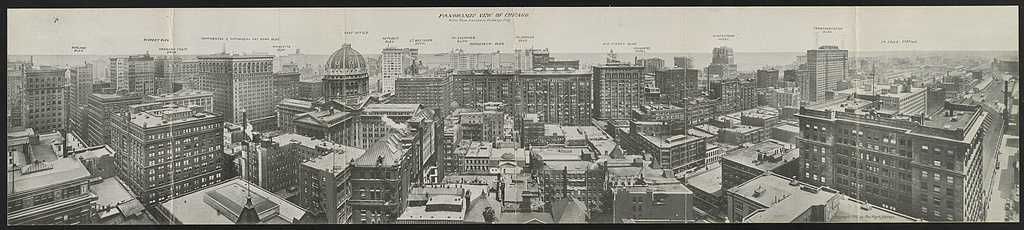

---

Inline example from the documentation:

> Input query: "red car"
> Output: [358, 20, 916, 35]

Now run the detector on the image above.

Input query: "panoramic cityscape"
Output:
[5, 7, 1019, 225]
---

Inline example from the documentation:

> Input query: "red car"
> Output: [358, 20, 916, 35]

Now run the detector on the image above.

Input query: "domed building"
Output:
[322, 43, 370, 105]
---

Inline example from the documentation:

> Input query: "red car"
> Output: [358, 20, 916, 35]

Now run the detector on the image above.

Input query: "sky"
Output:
[6, 7, 1018, 55]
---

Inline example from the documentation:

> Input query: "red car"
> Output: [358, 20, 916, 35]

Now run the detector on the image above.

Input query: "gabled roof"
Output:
[353, 133, 403, 167]
[550, 195, 590, 223]
[464, 193, 501, 223]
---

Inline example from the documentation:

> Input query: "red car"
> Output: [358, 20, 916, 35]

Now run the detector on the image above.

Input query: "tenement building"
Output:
[109, 104, 225, 204]
[797, 97, 992, 221]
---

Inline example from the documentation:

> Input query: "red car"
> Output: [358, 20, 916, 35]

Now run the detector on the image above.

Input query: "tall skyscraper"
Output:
[449, 48, 482, 72]
[801, 45, 848, 102]
[68, 64, 94, 137]
[592, 64, 645, 120]
[655, 68, 701, 104]
[393, 75, 453, 115]
[154, 57, 200, 92]
[381, 47, 418, 93]
[7, 61, 31, 129]
[197, 52, 276, 131]
[110, 53, 157, 95]
[516, 70, 593, 126]
[110, 104, 224, 204]
[708, 46, 737, 77]
[24, 68, 67, 133]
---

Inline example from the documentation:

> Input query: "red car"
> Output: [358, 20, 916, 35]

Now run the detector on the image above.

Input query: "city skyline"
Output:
[6, 6, 1019, 226]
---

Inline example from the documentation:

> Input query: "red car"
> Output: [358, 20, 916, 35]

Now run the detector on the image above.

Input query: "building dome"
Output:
[501, 152, 516, 160]
[326, 43, 367, 70]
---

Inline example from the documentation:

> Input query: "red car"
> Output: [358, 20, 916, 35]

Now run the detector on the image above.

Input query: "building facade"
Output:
[109, 104, 225, 204]
[593, 64, 645, 120]
[110, 53, 157, 95]
[81, 93, 145, 146]
[516, 71, 593, 126]
[7, 158, 98, 225]
[25, 68, 67, 133]
[801, 46, 848, 102]
[381, 47, 418, 93]
[797, 98, 991, 221]
[655, 68, 701, 104]
[197, 52, 276, 131]
[393, 75, 453, 115]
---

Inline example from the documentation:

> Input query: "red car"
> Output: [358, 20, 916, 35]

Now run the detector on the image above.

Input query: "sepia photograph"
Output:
[5, 5, 1020, 225]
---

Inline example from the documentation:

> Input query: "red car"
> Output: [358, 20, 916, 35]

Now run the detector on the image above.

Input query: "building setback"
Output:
[797, 97, 992, 221]
[196, 52, 276, 131]
[593, 64, 645, 120]
[109, 104, 225, 204]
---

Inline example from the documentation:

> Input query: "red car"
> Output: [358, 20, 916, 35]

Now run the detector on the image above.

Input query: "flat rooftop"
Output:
[543, 160, 594, 171]
[8, 158, 92, 195]
[685, 163, 723, 195]
[160, 178, 304, 224]
[300, 146, 366, 174]
[830, 195, 921, 222]
[640, 133, 703, 148]
[148, 90, 212, 100]
[804, 97, 874, 111]
[129, 106, 217, 128]
[924, 108, 979, 130]
[93, 177, 135, 208]
[721, 142, 796, 172]
[363, 103, 421, 112]
[271, 133, 352, 151]
[732, 174, 838, 223]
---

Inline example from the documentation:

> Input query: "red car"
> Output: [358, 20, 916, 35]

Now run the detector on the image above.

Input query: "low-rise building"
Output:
[395, 187, 467, 224]
[7, 158, 98, 225]
[156, 178, 306, 224]
[720, 142, 799, 190]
